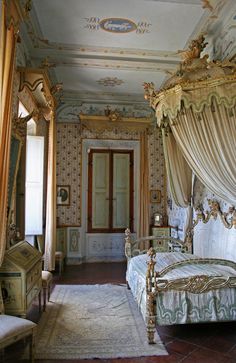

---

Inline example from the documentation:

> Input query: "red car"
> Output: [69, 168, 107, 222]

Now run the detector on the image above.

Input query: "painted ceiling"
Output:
[19, 0, 236, 121]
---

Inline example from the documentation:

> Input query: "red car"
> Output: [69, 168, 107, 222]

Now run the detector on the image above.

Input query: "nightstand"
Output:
[151, 226, 170, 252]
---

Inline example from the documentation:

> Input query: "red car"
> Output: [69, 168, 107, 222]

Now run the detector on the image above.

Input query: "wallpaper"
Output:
[148, 128, 166, 225]
[56, 122, 166, 227]
[56, 123, 82, 226]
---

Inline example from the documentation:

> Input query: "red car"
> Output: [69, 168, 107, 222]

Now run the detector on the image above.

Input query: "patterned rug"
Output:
[34, 284, 167, 359]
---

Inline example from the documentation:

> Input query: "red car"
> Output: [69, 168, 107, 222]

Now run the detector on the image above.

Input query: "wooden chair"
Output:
[0, 286, 37, 363]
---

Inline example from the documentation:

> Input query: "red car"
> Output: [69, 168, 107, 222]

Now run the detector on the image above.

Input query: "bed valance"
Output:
[144, 36, 236, 206]
[145, 77, 236, 127]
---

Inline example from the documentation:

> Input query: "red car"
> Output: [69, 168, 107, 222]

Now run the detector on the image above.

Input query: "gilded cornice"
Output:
[80, 114, 151, 132]
[18, 67, 60, 111]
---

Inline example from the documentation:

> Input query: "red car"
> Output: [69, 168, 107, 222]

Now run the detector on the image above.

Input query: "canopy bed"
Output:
[125, 224, 236, 345]
[126, 35, 236, 344]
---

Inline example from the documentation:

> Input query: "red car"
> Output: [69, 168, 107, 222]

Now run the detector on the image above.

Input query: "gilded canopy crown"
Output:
[143, 35, 236, 126]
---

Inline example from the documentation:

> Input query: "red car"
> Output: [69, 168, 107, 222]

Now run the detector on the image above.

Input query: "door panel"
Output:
[92, 153, 109, 229]
[88, 149, 133, 232]
[113, 153, 130, 228]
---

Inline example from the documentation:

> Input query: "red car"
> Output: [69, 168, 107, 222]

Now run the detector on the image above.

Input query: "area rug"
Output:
[34, 284, 167, 359]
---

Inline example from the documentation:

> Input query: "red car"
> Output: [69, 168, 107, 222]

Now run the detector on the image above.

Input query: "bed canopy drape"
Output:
[144, 35, 236, 211]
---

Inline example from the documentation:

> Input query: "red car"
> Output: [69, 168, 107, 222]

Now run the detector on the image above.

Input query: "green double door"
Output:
[88, 149, 134, 233]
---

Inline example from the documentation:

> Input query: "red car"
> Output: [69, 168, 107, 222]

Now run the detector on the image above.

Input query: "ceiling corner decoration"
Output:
[84, 17, 151, 34]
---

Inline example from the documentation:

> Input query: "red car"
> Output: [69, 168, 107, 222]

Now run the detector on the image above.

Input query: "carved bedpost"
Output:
[125, 228, 132, 260]
[184, 228, 193, 253]
[125, 228, 132, 289]
[146, 248, 157, 344]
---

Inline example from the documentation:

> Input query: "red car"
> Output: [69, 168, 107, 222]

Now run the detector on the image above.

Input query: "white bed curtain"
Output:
[162, 128, 193, 239]
[170, 100, 236, 206]
[151, 77, 236, 208]
[162, 128, 192, 208]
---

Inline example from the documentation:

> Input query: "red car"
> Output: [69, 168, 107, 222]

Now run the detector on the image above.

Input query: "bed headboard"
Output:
[191, 200, 236, 261]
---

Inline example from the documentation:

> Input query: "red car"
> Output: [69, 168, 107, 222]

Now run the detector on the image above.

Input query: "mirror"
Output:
[8, 134, 22, 218]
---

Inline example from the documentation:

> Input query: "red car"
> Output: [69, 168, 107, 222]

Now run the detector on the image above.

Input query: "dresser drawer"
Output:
[26, 277, 42, 308]
[152, 227, 170, 237]
[26, 261, 41, 292]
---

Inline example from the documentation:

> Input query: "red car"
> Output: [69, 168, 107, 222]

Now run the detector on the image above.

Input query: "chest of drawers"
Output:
[151, 226, 170, 252]
[0, 240, 42, 317]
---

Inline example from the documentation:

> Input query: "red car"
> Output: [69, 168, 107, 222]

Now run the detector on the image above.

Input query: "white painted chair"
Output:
[42, 270, 53, 311]
[0, 286, 37, 362]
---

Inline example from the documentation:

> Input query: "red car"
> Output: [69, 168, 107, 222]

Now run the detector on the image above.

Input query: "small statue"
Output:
[178, 34, 208, 65]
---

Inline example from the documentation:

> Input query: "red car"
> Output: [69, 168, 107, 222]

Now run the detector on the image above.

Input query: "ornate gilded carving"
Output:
[24, 0, 32, 16]
[143, 35, 236, 122]
[143, 82, 156, 102]
[201, 0, 214, 11]
[146, 248, 157, 344]
[178, 34, 208, 65]
[194, 199, 236, 229]
[124, 228, 132, 260]
[12, 110, 36, 139]
[104, 106, 121, 121]
[157, 274, 236, 293]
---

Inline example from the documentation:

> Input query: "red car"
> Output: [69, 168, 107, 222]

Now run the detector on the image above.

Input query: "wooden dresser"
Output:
[0, 240, 42, 317]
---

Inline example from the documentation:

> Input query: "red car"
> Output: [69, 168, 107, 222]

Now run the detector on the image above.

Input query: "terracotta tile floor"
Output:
[4, 262, 236, 362]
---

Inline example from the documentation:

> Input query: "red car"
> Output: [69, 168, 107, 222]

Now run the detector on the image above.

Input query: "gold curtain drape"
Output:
[44, 111, 57, 271]
[0, 0, 17, 265]
[139, 130, 150, 250]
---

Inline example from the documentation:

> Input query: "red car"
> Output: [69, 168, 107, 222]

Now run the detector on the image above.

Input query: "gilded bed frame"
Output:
[124, 228, 236, 344]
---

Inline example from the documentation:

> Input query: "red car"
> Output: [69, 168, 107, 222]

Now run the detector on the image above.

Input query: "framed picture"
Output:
[150, 189, 161, 203]
[68, 228, 80, 254]
[57, 185, 70, 206]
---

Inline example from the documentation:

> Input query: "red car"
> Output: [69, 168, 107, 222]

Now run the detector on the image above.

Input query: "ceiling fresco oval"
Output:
[99, 18, 137, 33]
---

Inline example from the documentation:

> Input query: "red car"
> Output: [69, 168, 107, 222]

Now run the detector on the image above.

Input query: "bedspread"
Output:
[126, 252, 236, 325]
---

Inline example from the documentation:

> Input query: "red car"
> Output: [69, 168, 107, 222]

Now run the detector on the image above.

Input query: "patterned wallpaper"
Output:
[56, 122, 166, 227]
[56, 123, 82, 226]
[148, 128, 166, 225]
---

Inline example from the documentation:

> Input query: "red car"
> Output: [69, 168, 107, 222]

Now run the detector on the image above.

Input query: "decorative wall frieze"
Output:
[57, 102, 152, 122]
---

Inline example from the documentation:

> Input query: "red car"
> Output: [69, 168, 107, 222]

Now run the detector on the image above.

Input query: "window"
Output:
[25, 136, 44, 235]
[88, 149, 134, 233]
[19, 100, 45, 236]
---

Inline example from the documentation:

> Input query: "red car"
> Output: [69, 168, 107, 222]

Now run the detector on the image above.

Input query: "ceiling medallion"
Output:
[84, 17, 151, 34]
[97, 77, 124, 87]
[99, 18, 136, 33]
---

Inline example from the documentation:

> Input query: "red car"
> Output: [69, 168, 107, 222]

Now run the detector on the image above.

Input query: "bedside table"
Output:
[151, 226, 170, 252]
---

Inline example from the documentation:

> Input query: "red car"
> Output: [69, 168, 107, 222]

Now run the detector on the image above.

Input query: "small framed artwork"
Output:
[57, 185, 70, 206]
[68, 228, 80, 254]
[150, 189, 161, 203]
